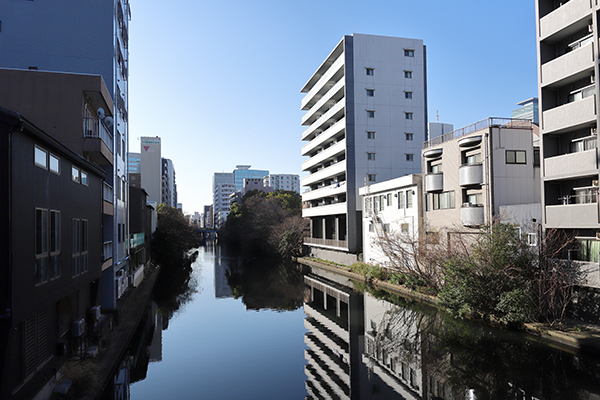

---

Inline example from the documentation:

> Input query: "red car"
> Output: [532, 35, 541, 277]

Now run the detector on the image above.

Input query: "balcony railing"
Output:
[304, 237, 348, 249]
[83, 117, 114, 152]
[103, 182, 114, 203]
[423, 118, 531, 149]
[558, 190, 598, 205]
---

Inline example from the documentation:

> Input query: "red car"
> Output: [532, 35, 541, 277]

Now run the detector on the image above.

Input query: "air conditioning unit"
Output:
[90, 306, 101, 320]
[72, 319, 85, 337]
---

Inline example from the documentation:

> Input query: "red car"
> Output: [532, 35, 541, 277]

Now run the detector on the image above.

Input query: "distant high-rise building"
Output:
[512, 98, 539, 124]
[301, 33, 427, 261]
[428, 122, 454, 140]
[233, 165, 269, 191]
[140, 136, 162, 204]
[264, 174, 301, 193]
[129, 152, 141, 173]
[162, 158, 177, 207]
[213, 183, 236, 228]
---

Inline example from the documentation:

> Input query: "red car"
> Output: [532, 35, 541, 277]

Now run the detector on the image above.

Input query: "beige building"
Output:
[421, 118, 540, 235]
[140, 136, 162, 205]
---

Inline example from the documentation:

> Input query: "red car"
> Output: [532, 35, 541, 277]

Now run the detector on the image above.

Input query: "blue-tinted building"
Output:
[233, 165, 269, 191]
[512, 98, 539, 124]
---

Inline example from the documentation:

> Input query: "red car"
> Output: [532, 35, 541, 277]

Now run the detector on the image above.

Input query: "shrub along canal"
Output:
[102, 243, 600, 400]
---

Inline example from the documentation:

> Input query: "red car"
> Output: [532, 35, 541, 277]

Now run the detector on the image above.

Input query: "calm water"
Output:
[104, 243, 600, 400]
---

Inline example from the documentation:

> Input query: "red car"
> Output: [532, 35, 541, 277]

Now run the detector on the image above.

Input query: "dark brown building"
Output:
[0, 108, 105, 399]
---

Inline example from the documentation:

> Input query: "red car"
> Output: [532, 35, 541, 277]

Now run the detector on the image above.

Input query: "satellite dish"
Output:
[97, 108, 105, 118]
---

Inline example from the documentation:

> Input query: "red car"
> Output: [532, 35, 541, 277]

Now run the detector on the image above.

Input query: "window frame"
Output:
[406, 153, 414, 162]
[367, 131, 375, 139]
[405, 112, 413, 120]
[366, 68, 374, 76]
[367, 152, 376, 161]
[506, 150, 527, 164]
[405, 91, 413, 99]
[404, 71, 412, 79]
[404, 49, 415, 57]
[368, 174, 376, 182]
[405, 133, 414, 141]
[34, 146, 48, 170]
[366, 89, 374, 97]
[367, 110, 375, 118]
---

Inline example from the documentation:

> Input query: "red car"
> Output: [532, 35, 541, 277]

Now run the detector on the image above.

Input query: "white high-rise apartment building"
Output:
[264, 174, 301, 193]
[301, 34, 427, 260]
[535, 0, 600, 288]
[0, 0, 131, 308]
[213, 183, 236, 229]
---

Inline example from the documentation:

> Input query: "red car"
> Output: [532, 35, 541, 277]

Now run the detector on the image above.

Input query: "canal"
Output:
[103, 243, 600, 399]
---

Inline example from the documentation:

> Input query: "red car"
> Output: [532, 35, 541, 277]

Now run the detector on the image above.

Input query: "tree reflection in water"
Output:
[360, 287, 600, 400]
[152, 249, 200, 318]
[225, 255, 307, 311]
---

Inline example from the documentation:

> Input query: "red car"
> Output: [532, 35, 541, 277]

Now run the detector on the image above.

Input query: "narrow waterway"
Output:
[104, 244, 600, 400]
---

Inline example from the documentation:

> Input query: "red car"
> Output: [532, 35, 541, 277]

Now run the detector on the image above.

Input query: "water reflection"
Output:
[304, 267, 600, 400]
[102, 246, 600, 400]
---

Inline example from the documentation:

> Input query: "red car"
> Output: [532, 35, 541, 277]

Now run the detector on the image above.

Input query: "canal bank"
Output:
[34, 265, 160, 400]
[296, 257, 600, 354]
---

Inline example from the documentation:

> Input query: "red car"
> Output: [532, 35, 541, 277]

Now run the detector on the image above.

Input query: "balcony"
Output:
[546, 202, 599, 228]
[302, 202, 347, 218]
[461, 204, 485, 227]
[83, 117, 114, 166]
[302, 100, 345, 141]
[424, 173, 443, 192]
[542, 94, 596, 134]
[102, 241, 113, 271]
[303, 237, 348, 251]
[301, 55, 345, 110]
[545, 148, 598, 180]
[302, 140, 346, 172]
[541, 40, 594, 88]
[302, 160, 346, 187]
[301, 119, 345, 156]
[459, 163, 483, 186]
[539, 0, 592, 41]
[302, 181, 346, 202]
[301, 79, 345, 126]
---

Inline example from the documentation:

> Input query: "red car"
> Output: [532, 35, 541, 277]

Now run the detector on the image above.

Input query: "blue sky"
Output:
[128, 0, 538, 213]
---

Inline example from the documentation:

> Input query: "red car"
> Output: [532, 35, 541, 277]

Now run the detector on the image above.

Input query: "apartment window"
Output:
[383, 224, 390, 233]
[404, 71, 412, 78]
[81, 171, 88, 186]
[71, 166, 80, 183]
[401, 223, 409, 233]
[426, 191, 455, 211]
[387, 193, 392, 206]
[398, 191, 405, 209]
[73, 219, 88, 277]
[406, 190, 413, 208]
[466, 193, 482, 206]
[405, 92, 413, 99]
[49, 210, 61, 280]
[367, 110, 375, 118]
[506, 150, 526, 164]
[366, 89, 374, 97]
[404, 49, 415, 57]
[35, 208, 49, 285]
[405, 133, 413, 141]
[465, 153, 481, 165]
[35, 146, 48, 169]
[49, 154, 60, 174]
[366, 68, 374, 76]
[367, 152, 376, 160]
[367, 131, 375, 139]
[406, 154, 414, 162]
[368, 174, 376, 182]
[534, 148, 540, 167]
[405, 112, 413, 120]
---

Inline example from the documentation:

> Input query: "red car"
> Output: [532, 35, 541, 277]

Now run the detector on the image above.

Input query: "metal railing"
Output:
[423, 117, 532, 149]
[83, 117, 114, 152]
[559, 191, 598, 205]
[103, 182, 114, 203]
[304, 237, 348, 249]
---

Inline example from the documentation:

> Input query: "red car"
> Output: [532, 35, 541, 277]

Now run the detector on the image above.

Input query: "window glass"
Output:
[366, 89, 374, 97]
[366, 68, 374, 76]
[406, 154, 414, 162]
[398, 192, 404, 209]
[405, 133, 413, 141]
[72, 166, 80, 183]
[35, 146, 47, 169]
[405, 113, 413, 120]
[367, 131, 375, 139]
[367, 153, 376, 160]
[404, 71, 412, 78]
[81, 171, 88, 186]
[405, 92, 413, 99]
[49, 154, 60, 174]
[404, 49, 414, 57]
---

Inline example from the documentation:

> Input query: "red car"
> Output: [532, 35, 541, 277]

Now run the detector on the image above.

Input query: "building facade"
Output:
[162, 158, 177, 207]
[0, 0, 131, 310]
[140, 137, 162, 205]
[263, 174, 301, 193]
[0, 108, 105, 399]
[233, 165, 269, 191]
[421, 118, 539, 235]
[213, 183, 236, 229]
[359, 175, 423, 266]
[535, 0, 600, 287]
[301, 33, 427, 261]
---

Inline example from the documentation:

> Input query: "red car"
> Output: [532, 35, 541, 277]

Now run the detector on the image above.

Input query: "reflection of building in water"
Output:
[147, 301, 163, 363]
[303, 273, 364, 399]
[214, 245, 232, 298]
[363, 293, 423, 399]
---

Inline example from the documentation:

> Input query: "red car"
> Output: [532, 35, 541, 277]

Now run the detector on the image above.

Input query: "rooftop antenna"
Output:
[436, 110, 439, 122]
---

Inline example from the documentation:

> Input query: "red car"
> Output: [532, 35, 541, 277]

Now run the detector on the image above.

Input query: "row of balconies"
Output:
[424, 163, 483, 193]
[539, 0, 592, 41]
